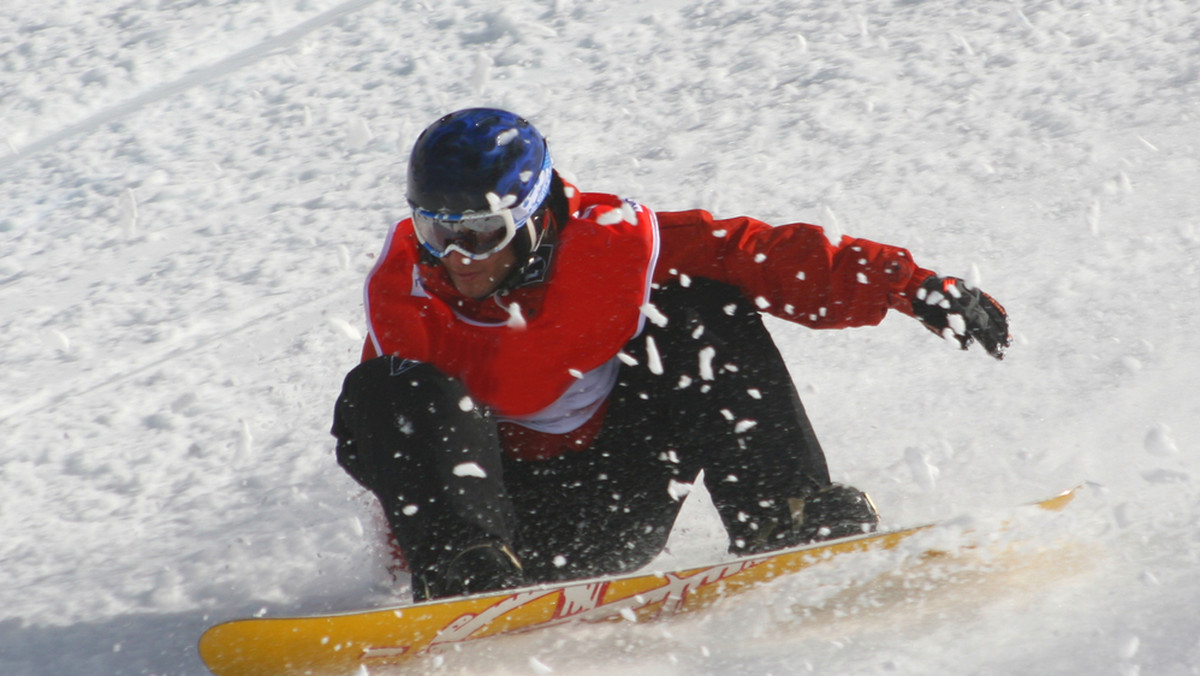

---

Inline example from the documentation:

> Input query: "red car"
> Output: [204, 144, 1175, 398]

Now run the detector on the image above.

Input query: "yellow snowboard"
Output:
[199, 487, 1078, 675]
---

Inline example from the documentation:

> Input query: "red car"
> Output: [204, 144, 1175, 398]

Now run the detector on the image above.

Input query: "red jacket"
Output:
[361, 186, 932, 457]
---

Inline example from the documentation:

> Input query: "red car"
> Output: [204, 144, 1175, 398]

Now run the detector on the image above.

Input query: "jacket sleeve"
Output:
[653, 209, 934, 329]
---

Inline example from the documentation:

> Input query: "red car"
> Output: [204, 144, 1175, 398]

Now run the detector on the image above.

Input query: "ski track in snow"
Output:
[0, 0, 382, 173]
[3, 0, 1200, 674]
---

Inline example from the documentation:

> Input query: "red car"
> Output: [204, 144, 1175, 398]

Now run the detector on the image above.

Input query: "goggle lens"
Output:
[413, 208, 518, 260]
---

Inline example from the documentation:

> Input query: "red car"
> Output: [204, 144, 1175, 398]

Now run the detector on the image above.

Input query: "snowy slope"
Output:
[2, 0, 1199, 673]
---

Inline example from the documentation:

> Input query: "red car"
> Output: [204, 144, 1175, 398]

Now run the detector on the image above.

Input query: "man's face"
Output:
[440, 244, 518, 300]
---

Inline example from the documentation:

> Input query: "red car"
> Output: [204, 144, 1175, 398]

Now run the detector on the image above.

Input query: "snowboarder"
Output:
[331, 108, 1010, 601]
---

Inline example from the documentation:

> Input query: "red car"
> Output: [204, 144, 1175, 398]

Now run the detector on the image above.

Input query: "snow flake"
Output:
[821, 207, 843, 245]
[723, 304, 737, 316]
[667, 479, 693, 501]
[680, 273, 692, 287]
[568, 368, 584, 379]
[967, 263, 983, 288]
[746, 388, 762, 399]
[796, 270, 806, 281]
[754, 296, 770, 309]
[754, 253, 767, 263]
[458, 396, 475, 412]
[617, 351, 639, 366]
[712, 229, 728, 238]
[856, 272, 869, 284]
[496, 128, 519, 146]
[485, 191, 517, 211]
[645, 336, 664, 375]
[734, 419, 757, 433]
[620, 202, 638, 224]
[346, 117, 373, 150]
[396, 415, 415, 437]
[505, 301, 527, 329]
[552, 555, 568, 568]
[947, 313, 967, 336]
[402, 504, 419, 516]
[640, 302, 669, 327]
[698, 346, 716, 380]
[595, 208, 625, 226]
[328, 317, 361, 342]
[453, 462, 487, 478]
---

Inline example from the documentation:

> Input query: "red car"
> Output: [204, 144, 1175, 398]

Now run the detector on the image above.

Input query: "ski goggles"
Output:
[411, 156, 554, 260]
[412, 206, 523, 260]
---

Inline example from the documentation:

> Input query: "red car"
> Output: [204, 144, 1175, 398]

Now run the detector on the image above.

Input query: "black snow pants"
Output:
[331, 278, 831, 585]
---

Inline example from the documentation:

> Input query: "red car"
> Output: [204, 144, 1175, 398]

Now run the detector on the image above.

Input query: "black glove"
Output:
[912, 276, 1010, 360]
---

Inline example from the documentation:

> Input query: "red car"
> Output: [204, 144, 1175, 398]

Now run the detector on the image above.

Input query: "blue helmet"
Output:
[408, 108, 553, 221]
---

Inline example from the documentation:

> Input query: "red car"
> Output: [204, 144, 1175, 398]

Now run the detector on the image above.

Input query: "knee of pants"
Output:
[332, 357, 491, 471]
[336, 357, 472, 429]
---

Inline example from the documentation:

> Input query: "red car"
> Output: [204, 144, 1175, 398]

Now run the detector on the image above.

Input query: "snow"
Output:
[451, 462, 487, 479]
[2, 0, 1199, 674]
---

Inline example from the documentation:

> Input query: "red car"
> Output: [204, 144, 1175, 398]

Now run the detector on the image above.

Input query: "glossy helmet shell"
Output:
[407, 108, 551, 217]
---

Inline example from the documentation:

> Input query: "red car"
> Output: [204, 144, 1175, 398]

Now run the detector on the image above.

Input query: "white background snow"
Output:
[2, 0, 1199, 673]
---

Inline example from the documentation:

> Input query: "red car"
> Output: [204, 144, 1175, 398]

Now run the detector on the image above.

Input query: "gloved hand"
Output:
[912, 276, 1010, 360]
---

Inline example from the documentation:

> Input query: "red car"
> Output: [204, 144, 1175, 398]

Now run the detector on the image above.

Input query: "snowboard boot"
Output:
[790, 483, 880, 543]
[729, 483, 880, 555]
[413, 541, 526, 601]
